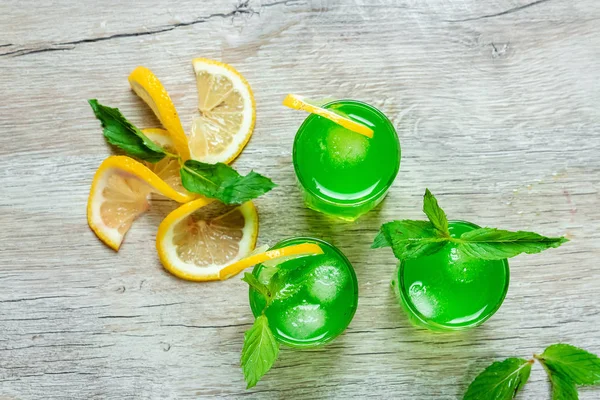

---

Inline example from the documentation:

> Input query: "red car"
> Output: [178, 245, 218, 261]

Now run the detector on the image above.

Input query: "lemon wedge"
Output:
[87, 156, 194, 251]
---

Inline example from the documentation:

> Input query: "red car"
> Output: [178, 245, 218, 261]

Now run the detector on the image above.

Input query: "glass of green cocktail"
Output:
[250, 237, 358, 346]
[393, 220, 510, 331]
[241, 237, 358, 387]
[291, 99, 400, 221]
[374, 189, 567, 332]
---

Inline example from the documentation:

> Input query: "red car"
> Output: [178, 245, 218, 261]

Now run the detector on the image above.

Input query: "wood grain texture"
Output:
[1, 0, 599, 398]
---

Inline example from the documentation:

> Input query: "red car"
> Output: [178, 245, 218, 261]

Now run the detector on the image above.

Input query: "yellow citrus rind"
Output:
[87, 155, 195, 251]
[282, 94, 374, 138]
[156, 198, 259, 281]
[128, 66, 192, 160]
[218, 243, 324, 280]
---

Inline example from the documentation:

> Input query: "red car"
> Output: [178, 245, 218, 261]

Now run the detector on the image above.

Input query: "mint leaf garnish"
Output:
[423, 188, 449, 236]
[242, 272, 271, 304]
[464, 344, 600, 400]
[241, 315, 279, 389]
[89, 99, 276, 204]
[464, 358, 532, 400]
[269, 273, 303, 302]
[456, 228, 569, 260]
[88, 99, 166, 162]
[241, 273, 281, 388]
[373, 220, 448, 260]
[373, 188, 567, 261]
[371, 229, 391, 248]
[181, 160, 276, 205]
[267, 264, 312, 302]
[547, 371, 578, 400]
[537, 344, 600, 386]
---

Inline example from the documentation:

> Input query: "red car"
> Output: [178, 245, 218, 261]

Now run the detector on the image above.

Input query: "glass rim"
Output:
[249, 236, 359, 348]
[292, 99, 401, 208]
[397, 220, 511, 331]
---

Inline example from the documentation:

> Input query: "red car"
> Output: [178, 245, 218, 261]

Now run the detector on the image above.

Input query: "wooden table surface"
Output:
[1, 0, 599, 398]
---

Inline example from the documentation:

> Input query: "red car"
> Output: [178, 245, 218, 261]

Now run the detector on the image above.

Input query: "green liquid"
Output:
[394, 221, 510, 331]
[293, 100, 400, 220]
[249, 237, 358, 348]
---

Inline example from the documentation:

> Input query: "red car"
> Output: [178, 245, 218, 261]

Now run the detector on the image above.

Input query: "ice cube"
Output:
[281, 303, 326, 339]
[325, 126, 370, 165]
[408, 281, 439, 319]
[307, 264, 347, 304]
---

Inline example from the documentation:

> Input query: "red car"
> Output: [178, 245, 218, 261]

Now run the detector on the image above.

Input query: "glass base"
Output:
[302, 187, 387, 221]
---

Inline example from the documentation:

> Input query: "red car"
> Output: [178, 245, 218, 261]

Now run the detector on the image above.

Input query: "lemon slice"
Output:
[87, 156, 195, 251]
[128, 66, 192, 161]
[156, 198, 258, 281]
[141, 128, 190, 197]
[282, 94, 374, 138]
[189, 58, 256, 164]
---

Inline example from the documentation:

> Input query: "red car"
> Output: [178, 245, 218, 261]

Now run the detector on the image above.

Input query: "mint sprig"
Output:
[547, 371, 578, 400]
[463, 358, 532, 400]
[464, 344, 600, 399]
[536, 344, 600, 386]
[268, 264, 311, 302]
[371, 220, 447, 259]
[372, 188, 567, 261]
[89, 99, 276, 204]
[239, 262, 310, 389]
[88, 99, 167, 162]
[457, 228, 568, 261]
[242, 272, 271, 302]
[241, 315, 279, 389]
[181, 160, 276, 205]
[240, 272, 280, 389]
[423, 188, 449, 237]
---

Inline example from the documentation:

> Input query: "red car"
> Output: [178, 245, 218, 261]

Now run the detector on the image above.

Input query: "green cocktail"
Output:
[249, 237, 358, 347]
[392, 221, 510, 331]
[374, 189, 566, 333]
[293, 100, 400, 221]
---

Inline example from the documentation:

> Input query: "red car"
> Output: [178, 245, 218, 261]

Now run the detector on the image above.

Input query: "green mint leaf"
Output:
[423, 189, 449, 236]
[181, 160, 237, 194]
[537, 344, 600, 386]
[88, 99, 166, 162]
[371, 229, 391, 248]
[267, 270, 286, 299]
[241, 315, 279, 389]
[180, 160, 276, 204]
[267, 263, 311, 302]
[375, 220, 449, 260]
[242, 273, 271, 303]
[222, 171, 277, 203]
[457, 228, 569, 260]
[268, 271, 303, 302]
[463, 358, 532, 400]
[548, 371, 579, 400]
